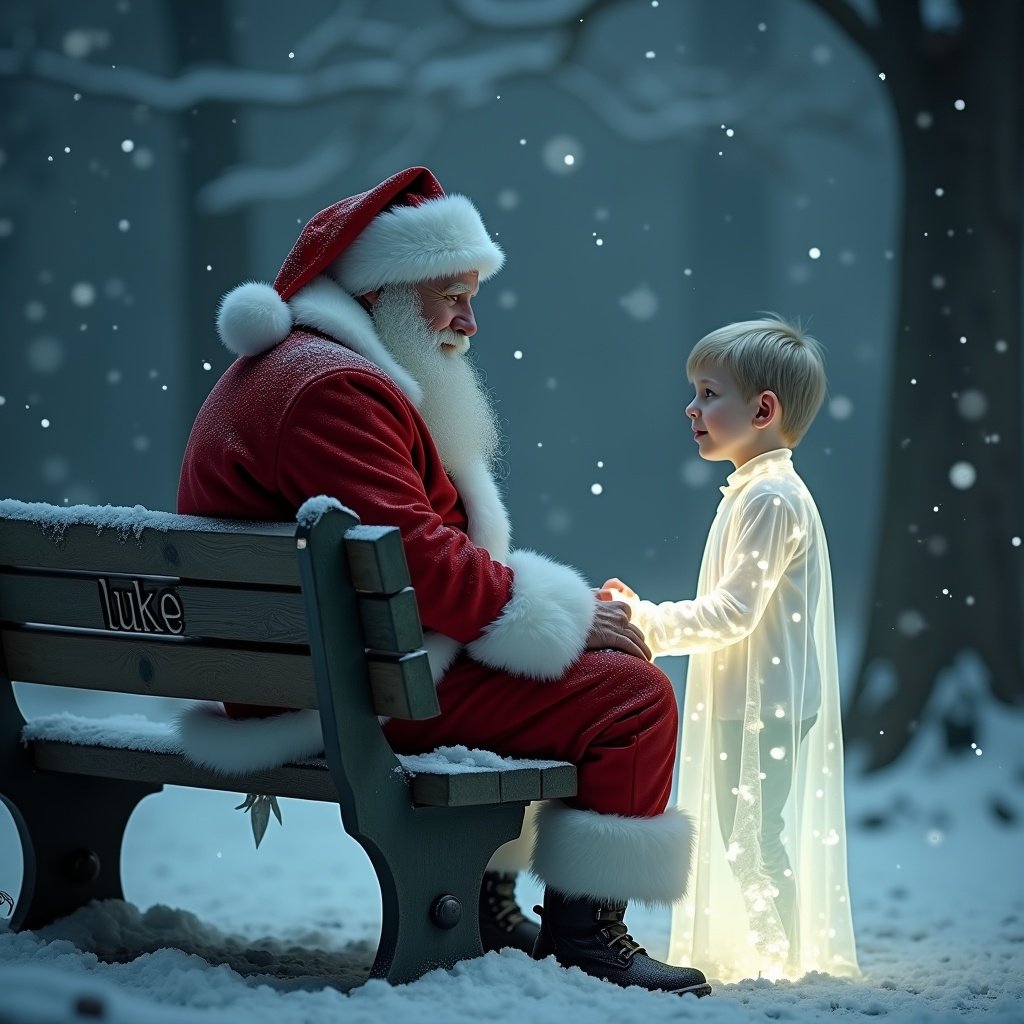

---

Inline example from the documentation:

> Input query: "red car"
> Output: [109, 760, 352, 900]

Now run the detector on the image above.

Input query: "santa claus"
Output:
[176, 167, 709, 996]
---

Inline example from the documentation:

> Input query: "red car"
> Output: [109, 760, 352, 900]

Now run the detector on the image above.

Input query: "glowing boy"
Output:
[602, 316, 859, 983]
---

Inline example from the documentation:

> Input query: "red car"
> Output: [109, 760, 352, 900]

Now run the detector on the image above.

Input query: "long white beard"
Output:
[371, 285, 503, 477]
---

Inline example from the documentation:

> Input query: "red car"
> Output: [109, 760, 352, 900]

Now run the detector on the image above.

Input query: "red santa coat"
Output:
[176, 278, 600, 758]
[179, 329, 513, 648]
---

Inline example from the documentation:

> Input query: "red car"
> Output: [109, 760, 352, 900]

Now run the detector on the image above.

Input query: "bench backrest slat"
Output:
[0, 569, 309, 646]
[0, 514, 299, 586]
[2, 626, 317, 708]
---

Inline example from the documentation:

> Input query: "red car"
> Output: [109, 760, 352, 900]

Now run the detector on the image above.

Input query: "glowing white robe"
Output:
[619, 449, 858, 982]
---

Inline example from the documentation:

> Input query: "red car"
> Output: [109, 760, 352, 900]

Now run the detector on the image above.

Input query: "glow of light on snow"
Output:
[121, 139, 135, 153]
[590, 483, 603, 496]
[542, 135, 583, 175]
[771, 656, 781, 665]
[1012, 536, 1021, 547]
[645, 50, 656, 59]
[791, 612, 802, 623]
[40, 418, 51, 429]
[911, 378, 918, 385]
[497, 189, 518, 210]
[828, 395, 853, 420]
[949, 462, 976, 490]
[954, 98, 966, 110]
[288, 52, 294, 59]
[202, 361, 212, 371]
[897, 609, 926, 637]
[774, 708, 786, 719]
[70, 282, 96, 307]
[513, 350, 523, 360]
[959, 335, 967, 344]
[619, 283, 658, 322]
[719, 752, 728, 761]
[63, 146, 71, 154]
[519, 138, 527, 145]
[769, 747, 786, 761]
[595, 237, 603, 246]
[809, 247, 821, 259]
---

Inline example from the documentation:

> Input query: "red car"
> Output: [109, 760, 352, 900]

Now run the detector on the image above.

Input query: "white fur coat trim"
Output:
[332, 194, 504, 296]
[287, 277, 423, 405]
[530, 802, 694, 908]
[176, 702, 323, 775]
[467, 550, 595, 680]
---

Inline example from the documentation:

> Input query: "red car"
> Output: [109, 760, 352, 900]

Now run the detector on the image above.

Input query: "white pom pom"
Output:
[216, 281, 293, 356]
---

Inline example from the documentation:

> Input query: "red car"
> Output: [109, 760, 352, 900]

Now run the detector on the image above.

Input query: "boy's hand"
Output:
[598, 577, 638, 602]
[586, 598, 652, 661]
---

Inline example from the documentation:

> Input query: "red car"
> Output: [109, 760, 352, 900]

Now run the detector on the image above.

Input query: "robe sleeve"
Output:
[629, 491, 804, 658]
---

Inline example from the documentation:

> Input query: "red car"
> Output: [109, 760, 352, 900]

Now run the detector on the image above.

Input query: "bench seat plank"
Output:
[29, 739, 575, 808]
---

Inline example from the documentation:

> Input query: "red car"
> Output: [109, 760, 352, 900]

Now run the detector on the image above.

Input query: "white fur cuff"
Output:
[176, 702, 323, 775]
[466, 550, 595, 681]
[530, 802, 694, 908]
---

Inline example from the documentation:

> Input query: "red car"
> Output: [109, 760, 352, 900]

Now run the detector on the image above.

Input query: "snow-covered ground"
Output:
[1, 680, 1022, 1023]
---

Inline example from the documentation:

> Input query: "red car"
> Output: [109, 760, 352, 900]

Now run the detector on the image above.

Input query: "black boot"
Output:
[532, 888, 711, 996]
[478, 871, 540, 954]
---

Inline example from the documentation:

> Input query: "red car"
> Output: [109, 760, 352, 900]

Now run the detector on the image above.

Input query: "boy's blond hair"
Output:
[686, 314, 827, 446]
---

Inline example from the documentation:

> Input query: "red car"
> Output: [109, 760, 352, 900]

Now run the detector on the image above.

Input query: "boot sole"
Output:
[670, 982, 713, 998]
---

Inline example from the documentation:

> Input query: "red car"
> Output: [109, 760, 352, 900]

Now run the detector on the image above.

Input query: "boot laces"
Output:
[595, 904, 646, 963]
[484, 874, 526, 930]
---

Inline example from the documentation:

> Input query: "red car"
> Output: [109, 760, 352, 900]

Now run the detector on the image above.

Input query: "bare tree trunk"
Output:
[843, 0, 1024, 769]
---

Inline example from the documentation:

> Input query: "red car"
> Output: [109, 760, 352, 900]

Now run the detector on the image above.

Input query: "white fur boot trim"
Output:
[176, 701, 323, 775]
[467, 550, 595, 681]
[530, 802, 694, 908]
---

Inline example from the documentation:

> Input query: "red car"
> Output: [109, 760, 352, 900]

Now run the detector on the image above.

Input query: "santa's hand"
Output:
[586, 598, 652, 661]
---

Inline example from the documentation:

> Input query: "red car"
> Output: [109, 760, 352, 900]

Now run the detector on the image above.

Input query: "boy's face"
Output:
[686, 362, 772, 468]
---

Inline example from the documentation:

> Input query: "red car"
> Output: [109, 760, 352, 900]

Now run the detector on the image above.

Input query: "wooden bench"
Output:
[0, 497, 577, 985]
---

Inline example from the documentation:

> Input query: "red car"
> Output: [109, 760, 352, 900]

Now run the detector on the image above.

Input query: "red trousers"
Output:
[383, 650, 678, 818]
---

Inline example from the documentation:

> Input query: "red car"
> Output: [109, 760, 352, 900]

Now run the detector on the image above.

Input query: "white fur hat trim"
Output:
[332, 193, 504, 296]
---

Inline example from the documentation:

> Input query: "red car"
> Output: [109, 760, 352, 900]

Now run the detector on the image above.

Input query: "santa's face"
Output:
[410, 271, 479, 355]
[369, 281, 502, 475]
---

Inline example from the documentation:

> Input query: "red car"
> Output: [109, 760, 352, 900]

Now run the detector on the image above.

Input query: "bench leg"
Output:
[1, 754, 160, 931]
[363, 802, 527, 985]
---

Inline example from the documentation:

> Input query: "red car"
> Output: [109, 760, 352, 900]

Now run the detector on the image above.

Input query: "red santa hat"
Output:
[217, 166, 505, 356]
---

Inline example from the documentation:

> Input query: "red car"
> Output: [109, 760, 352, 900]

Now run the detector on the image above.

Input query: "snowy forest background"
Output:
[0, 1, 1022, 1009]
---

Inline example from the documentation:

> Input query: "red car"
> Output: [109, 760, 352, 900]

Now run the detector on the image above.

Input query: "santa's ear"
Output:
[753, 390, 781, 428]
